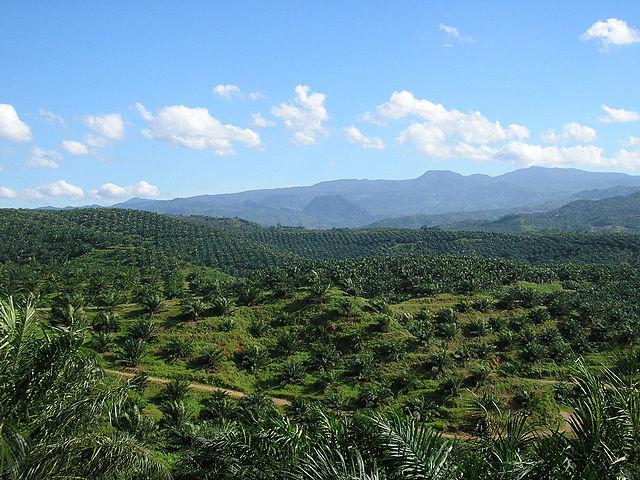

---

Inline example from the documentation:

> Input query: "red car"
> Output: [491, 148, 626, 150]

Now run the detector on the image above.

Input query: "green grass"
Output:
[91, 281, 593, 430]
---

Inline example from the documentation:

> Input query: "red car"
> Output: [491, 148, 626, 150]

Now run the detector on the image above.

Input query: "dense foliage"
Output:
[1, 207, 639, 478]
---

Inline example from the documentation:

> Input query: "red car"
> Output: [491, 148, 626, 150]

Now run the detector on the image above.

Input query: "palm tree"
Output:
[198, 345, 224, 372]
[92, 311, 121, 333]
[211, 296, 234, 316]
[140, 292, 163, 317]
[181, 297, 206, 321]
[128, 318, 156, 343]
[0, 295, 169, 479]
[121, 337, 147, 367]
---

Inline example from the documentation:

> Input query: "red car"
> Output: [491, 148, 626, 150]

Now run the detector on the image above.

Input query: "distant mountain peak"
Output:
[105, 166, 640, 228]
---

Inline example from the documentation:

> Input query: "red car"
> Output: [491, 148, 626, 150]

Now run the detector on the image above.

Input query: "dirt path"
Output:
[106, 370, 573, 439]
[106, 369, 291, 406]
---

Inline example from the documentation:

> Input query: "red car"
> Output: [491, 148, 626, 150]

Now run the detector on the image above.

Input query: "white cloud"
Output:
[247, 92, 263, 101]
[365, 90, 528, 159]
[0, 187, 18, 199]
[599, 104, 640, 123]
[213, 84, 263, 101]
[61, 140, 90, 156]
[438, 24, 476, 43]
[541, 122, 598, 143]
[136, 103, 262, 156]
[395, 129, 640, 171]
[83, 113, 125, 141]
[38, 109, 66, 126]
[93, 180, 160, 200]
[213, 84, 241, 99]
[344, 126, 384, 150]
[26, 180, 84, 199]
[366, 91, 529, 142]
[252, 112, 275, 128]
[361, 91, 640, 170]
[624, 136, 640, 147]
[95, 182, 128, 198]
[133, 102, 153, 121]
[271, 84, 329, 146]
[580, 18, 640, 49]
[133, 180, 160, 197]
[0, 104, 32, 142]
[27, 147, 62, 169]
[496, 142, 640, 171]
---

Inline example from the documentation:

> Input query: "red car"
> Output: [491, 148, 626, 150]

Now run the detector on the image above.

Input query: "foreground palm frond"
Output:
[0, 296, 171, 480]
[360, 411, 458, 480]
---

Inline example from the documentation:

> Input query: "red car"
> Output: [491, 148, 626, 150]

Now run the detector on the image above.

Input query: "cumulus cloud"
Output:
[580, 18, 640, 49]
[0, 187, 18, 199]
[599, 104, 640, 123]
[252, 112, 275, 128]
[366, 91, 529, 142]
[136, 103, 262, 156]
[364, 90, 528, 159]
[496, 142, 640, 171]
[344, 126, 384, 150]
[625, 136, 640, 147]
[439, 24, 476, 43]
[93, 180, 160, 200]
[213, 84, 241, 99]
[271, 85, 329, 146]
[541, 122, 598, 144]
[213, 84, 263, 101]
[361, 90, 640, 170]
[25, 180, 85, 199]
[61, 140, 90, 156]
[58, 113, 124, 156]
[0, 104, 32, 142]
[27, 147, 62, 169]
[38, 109, 66, 126]
[84, 113, 125, 141]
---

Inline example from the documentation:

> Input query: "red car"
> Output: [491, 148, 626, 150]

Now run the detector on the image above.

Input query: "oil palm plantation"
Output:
[0, 295, 169, 480]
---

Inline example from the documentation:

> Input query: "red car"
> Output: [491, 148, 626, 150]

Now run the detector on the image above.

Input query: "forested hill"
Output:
[4, 208, 640, 277]
[470, 191, 640, 233]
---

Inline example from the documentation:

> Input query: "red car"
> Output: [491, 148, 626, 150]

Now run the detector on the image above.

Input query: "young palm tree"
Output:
[121, 337, 147, 367]
[0, 295, 169, 479]
[140, 292, 163, 317]
[211, 296, 234, 316]
[181, 297, 206, 321]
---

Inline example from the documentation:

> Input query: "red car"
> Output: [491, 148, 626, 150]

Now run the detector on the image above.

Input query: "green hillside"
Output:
[2, 207, 640, 479]
[474, 192, 640, 233]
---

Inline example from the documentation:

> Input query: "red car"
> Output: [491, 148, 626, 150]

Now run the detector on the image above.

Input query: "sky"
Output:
[1, 0, 639, 207]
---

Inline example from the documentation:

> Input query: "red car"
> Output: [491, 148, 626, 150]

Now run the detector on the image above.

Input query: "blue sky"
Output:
[1, 0, 639, 206]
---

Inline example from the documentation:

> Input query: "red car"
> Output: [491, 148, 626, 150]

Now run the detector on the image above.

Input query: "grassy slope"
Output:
[93, 280, 593, 433]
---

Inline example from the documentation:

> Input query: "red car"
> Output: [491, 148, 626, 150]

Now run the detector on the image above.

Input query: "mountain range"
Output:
[110, 166, 640, 228]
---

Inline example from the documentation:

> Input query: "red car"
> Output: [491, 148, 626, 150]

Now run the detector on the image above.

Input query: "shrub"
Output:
[162, 378, 191, 402]
[128, 318, 157, 343]
[248, 317, 269, 337]
[200, 391, 237, 421]
[92, 311, 120, 333]
[357, 383, 392, 408]
[211, 296, 234, 316]
[280, 360, 306, 385]
[163, 338, 194, 362]
[198, 346, 225, 371]
[121, 338, 147, 367]
[235, 345, 269, 373]
[92, 331, 112, 353]
[219, 316, 236, 332]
